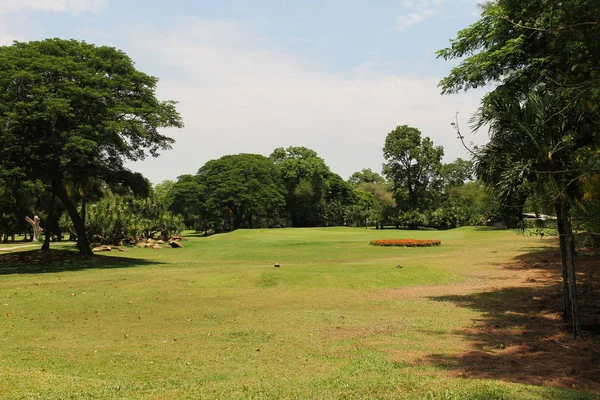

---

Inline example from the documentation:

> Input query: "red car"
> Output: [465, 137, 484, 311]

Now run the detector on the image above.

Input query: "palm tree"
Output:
[471, 89, 593, 338]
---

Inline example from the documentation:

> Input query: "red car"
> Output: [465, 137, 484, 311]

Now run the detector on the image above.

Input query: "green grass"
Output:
[0, 227, 594, 399]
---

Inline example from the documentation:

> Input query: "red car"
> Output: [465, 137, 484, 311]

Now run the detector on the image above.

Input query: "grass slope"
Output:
[0, 227, 595, 399]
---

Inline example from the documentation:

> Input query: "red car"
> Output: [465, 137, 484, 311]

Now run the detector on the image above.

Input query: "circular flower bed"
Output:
[370, 239, 441, 247]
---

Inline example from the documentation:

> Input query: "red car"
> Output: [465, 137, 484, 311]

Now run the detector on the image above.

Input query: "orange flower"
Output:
[370, 239, 441, 247]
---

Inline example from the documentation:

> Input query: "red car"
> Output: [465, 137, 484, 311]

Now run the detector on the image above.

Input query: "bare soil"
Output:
[422, 247, 600, 392]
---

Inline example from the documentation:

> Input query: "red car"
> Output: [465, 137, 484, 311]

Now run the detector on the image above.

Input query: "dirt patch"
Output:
[425, 247, 600, 393]
[372, 267, 551, 301]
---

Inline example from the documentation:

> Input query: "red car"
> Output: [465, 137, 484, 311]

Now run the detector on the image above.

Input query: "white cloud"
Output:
[124, 18, 487, 183]
[0, 0, 108, 48]
[395, 9, 437, 31]
[0, 0, 108, 15]
[395, 0, 445, 31]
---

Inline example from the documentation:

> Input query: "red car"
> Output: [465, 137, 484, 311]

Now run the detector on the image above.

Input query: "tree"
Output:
[473, 136, 533, 229]
[322, 172, 358, 226]
[437, 0, 600, 103]
[443, 180, 493, 224]
[270, 146, 331, 227]
[438, 0, 600, 338]
[348, 169, 385, 186]
[345, 191, 375, 228]
[169, 174, 206, 232]
[383, 125, 444, 213]
[472, 90, 592, 338]
[0, 39, 183, 255]
[154, 180, 176, 211]
[195, 154, 287, 231]
[355, 182, 396, 229]
[439, 158, 473, 188]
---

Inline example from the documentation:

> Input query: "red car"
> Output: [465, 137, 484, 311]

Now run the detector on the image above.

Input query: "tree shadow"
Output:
[0, 249, 164, 275]
[184, 231, 211, 238]
[427, 247, 600, 393]
[472, 226, 507, 231]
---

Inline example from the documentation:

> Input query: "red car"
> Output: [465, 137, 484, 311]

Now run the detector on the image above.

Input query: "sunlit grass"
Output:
[0, 227, 592, 399]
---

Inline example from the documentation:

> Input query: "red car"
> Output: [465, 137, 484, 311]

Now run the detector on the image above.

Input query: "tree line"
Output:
[160, 134, 493, 235]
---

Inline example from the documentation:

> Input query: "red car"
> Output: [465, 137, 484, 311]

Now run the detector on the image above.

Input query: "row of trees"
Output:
[160, 138, 491, 234]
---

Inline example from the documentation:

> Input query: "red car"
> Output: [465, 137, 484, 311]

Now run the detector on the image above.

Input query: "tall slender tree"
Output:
[383, 125, 444, 213]
[472, 90, 591, 337]
[438, 0, 600, 338]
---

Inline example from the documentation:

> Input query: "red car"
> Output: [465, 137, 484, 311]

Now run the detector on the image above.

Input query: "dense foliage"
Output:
[0, 39, 183, 254]
[162, 140, 489, 233]
[383, 125, 444, 213]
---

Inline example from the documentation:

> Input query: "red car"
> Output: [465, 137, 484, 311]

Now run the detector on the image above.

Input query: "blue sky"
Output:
[0, 0, 489, 183]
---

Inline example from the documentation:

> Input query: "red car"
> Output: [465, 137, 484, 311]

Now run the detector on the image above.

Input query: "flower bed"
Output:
[370, 239, 441, 247]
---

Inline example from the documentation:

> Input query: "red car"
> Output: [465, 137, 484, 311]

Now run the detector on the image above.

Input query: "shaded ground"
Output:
[428, 246, 600, 392]
[0, 249, 164, 275]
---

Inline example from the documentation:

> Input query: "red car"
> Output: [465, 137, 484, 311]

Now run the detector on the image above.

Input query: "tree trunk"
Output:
[81, 195, 86, 231]
[25, 215, 43, 242]
[555, 202, 571, 321]
[42, 227, 51, 250]
[558, 199, 581, 338]
[42, 193, 57, 251]
[52, 178, 93, 257]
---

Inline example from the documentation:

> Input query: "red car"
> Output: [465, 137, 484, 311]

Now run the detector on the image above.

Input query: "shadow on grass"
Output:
[0, 249, 164, 275]
[427, 247, 600, 393]
[184, 231, 211, 238]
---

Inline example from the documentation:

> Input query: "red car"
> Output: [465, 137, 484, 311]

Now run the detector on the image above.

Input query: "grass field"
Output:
[0, 227, 598, 399]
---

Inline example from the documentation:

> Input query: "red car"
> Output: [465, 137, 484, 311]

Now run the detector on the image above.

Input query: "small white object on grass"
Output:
[274, 263, 280, 268]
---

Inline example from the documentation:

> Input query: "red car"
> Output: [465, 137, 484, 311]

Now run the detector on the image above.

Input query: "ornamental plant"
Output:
[370, 239, 441, 247]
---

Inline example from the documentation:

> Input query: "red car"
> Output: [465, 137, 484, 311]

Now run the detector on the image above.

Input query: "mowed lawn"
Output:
[0, 227, 594, 399]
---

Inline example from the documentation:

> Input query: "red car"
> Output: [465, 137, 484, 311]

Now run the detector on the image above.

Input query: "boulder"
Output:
[92, 245, 112, 252]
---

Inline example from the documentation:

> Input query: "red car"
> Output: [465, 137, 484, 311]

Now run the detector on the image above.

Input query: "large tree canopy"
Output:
[0, 39, 183, 255]
[437, 0, 600, 102]
[195, 154, 287, 231]
[270, 146, 331, 227]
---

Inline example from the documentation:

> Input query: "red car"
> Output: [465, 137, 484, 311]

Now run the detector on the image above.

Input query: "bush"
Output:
[428, 208, 458, 230]
[398, 211, 426, 229]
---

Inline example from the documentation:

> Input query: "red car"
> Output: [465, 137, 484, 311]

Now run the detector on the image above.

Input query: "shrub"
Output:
[428, 208, 459, 230]
[398, 211, 426, 229]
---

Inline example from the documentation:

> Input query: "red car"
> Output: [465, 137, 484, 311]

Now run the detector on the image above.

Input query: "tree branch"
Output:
[452, 111, 478, 158]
